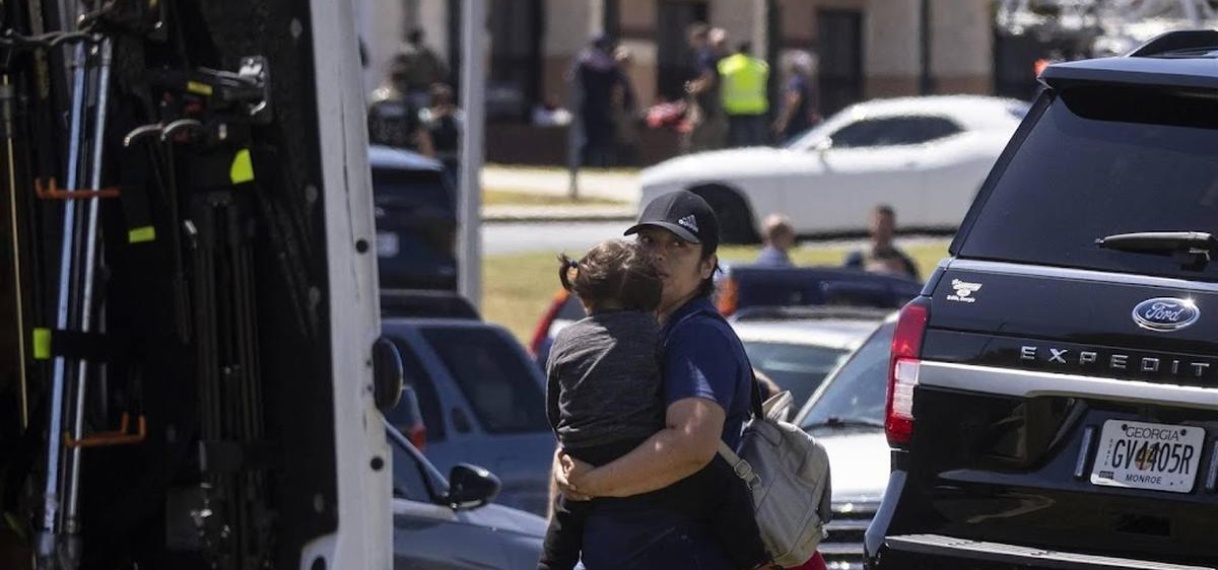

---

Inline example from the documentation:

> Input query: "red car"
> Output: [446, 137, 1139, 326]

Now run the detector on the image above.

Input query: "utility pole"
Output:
[920, 0, 934, 95]
[459, 0, 485, 310]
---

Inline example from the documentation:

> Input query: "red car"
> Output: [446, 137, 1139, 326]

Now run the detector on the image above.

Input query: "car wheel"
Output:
[690, 184, 759, 245]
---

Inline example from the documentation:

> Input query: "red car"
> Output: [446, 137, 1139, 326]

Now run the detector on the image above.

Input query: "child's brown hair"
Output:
[558, 240, 662, 313]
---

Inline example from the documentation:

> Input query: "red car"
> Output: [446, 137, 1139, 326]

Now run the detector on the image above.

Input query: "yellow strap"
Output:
[33, 328, 50, 360]
[128, 226, 156, 244]
[186, 81, 214, 96]
[230, 149, 255, 184]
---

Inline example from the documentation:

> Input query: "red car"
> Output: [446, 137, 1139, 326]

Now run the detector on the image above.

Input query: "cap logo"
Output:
[677, 214, 699, 233]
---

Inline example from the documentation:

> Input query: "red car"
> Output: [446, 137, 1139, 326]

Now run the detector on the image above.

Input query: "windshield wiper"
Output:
[1095, 231, 1216, 270]
[802, 416, 885, 430]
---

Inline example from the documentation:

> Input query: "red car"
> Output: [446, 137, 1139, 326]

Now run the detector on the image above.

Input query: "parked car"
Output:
[530, 265, 920, 369]
[638, 95, 1030, 242]
[869, 32, 1218, 568]
[715, 264, 923, 317]
[380, 289, 479, 319]
[732, 307, 887, 408]
[370, 145, 457, 290]
[791, 315, 897, 570]
[386, 421, 546, 569]
[383, 317, 556, 516]
[529, 288, 585, 368]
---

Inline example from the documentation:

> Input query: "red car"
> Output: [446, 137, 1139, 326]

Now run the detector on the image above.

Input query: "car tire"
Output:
[689, 184, 759, 245]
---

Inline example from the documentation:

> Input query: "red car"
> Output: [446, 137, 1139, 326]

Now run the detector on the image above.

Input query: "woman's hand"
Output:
[561, 454, 596, 496]
[553, 450, 592, 501]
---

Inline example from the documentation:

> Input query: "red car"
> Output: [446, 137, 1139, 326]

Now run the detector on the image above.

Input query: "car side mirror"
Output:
[372, 336, 404, 414]
[445, 464, 500, 510]
[813, 138, 833, 156]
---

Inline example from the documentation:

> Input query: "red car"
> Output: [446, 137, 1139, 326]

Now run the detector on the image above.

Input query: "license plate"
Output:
[376, 232, 399, 257]
[1090, 420, 1204, 493]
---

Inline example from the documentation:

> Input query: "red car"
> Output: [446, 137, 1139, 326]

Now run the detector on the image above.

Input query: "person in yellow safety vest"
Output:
[718, 41, 770, 148]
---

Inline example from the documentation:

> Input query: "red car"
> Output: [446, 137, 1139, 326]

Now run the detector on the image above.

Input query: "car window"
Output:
[389, 338, 447, 441]
[742, 341, 850, 408]
[957, 85, 1218, 281]
[388, 428, 438, 502]
[371, 166, 453, 211]
[420, 326, 551, 434]
[830, 116, 962, 148]
[800, 322, 895, 430]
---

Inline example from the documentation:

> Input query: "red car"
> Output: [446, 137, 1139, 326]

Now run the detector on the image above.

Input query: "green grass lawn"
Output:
[483, 241, 950, 343]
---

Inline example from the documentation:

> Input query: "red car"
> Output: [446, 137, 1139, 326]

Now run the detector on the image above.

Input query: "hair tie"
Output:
[568, 260, 579, 270]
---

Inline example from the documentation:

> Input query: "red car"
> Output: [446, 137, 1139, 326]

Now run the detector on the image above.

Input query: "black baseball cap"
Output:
[624, 190, 720, 252]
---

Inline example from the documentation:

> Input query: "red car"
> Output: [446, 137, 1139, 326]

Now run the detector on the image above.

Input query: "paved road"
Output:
[484, 221, 626, 255]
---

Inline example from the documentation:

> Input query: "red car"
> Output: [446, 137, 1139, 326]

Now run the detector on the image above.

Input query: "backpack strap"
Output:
[747, 367, 764, 419]
[717, 439, 761, 489]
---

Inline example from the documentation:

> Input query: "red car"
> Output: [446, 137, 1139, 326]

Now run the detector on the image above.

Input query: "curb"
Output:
[482, 206, 637, 224]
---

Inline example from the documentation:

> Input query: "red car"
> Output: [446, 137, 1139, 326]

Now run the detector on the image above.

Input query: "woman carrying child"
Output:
[542, 190, 785, 569]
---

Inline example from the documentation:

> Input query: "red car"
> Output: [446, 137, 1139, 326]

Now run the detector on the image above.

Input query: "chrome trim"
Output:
[947, 259, 1218, 293]
[830, 500, 881, 515]
[886, 534, 1215, 570]
[918, 361, 1218, 410]
[1074, 426, 1095, 479]
[825, 519, 871, 533]
[1206, 441, 1218, 493]
[817, 542, 865, 556]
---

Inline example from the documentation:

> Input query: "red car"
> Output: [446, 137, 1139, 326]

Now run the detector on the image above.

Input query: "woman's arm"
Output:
[773, 89, 802, 133]
[565, 396, 725, 498]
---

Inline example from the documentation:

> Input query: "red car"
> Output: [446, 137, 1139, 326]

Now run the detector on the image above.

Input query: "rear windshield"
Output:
[800, 322, 895, 431]
[371, 167, 453, 211]
[741, 341, 849, 408]
[420, 326, 550, 434]
[958, 86, 1218, 280]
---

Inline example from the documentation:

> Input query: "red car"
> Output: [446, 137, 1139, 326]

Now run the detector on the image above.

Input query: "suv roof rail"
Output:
[1128, 30, 1218, 58]
[731, 305, 894, 323]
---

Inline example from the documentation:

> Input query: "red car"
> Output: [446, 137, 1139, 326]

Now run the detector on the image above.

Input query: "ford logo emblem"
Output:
[1132, 298, 1200, 332]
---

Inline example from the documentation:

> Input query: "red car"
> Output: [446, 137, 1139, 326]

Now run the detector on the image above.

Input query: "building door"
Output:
[488, 0, 544, 122]
[816, 9, 863, 116]
[656, 1, 708, 102]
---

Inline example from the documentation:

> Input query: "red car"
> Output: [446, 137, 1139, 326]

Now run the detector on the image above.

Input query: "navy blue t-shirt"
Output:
[784, 75, 815, 139]
[661, 297, 752, 449]
[694, 48, 723, 119]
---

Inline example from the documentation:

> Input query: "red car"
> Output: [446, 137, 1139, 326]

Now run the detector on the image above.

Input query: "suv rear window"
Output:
[958, 86, 1218, 281]
[420, 326, 550, 434]
[371, 167, 453, 211]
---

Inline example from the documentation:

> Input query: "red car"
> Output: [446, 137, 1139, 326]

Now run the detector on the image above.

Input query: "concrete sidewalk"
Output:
[481, 164, 641, 222]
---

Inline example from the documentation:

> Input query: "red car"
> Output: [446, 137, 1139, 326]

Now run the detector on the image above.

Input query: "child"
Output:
[539, 239, 773, 570]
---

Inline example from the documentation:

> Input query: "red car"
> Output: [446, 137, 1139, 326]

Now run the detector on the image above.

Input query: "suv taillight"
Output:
[886, 297, 929, 447]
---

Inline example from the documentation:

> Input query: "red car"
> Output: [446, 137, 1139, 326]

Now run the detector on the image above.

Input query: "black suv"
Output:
[868, 31, 1218, 569]
[370, 145, 457, 291]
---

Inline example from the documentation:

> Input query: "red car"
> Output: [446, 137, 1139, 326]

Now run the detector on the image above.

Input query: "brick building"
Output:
[354, 0, 1017, 164]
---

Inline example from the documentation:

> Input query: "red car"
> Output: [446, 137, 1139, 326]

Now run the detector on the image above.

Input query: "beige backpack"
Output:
[717, 390, 833, 568]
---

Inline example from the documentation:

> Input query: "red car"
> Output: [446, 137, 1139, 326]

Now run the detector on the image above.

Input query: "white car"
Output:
[730, 307, 887, 409]
[639, 95, 1030, 242]
[792, 314, 898, 570]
